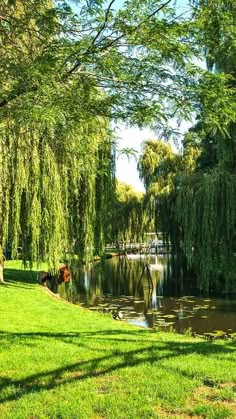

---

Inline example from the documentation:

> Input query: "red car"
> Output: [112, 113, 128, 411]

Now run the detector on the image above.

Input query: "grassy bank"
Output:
[0, 261, 235, 419]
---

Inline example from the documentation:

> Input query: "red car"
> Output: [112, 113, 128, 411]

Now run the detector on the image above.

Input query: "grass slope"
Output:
[0, 261, 235, 419]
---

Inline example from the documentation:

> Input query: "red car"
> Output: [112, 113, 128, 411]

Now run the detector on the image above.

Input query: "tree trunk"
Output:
[0, 242, 4, 283]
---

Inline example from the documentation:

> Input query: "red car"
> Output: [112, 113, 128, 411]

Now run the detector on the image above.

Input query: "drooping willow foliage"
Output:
[110, 181, 153, 245]
[0, 114, 115, 270]
[174, 0, 236, 291]
[0, 0, 117, 277]
[138, 139, 199, 242]
[174, 131, 236, 290]
[176, 171, 236, 290]
[139, 135, 236, 291]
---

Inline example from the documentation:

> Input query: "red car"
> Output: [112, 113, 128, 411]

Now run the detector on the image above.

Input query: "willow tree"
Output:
[138, 139, 199, 255]
[110, 181, 152, 245]
[0, 0, 223, 282]
[0, 0, 115, 280]
[173, 0, 236, 291]
[138, 1, 236, 292]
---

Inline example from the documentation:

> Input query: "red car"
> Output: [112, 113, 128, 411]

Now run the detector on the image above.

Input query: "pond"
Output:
[58, 255, 236, 336]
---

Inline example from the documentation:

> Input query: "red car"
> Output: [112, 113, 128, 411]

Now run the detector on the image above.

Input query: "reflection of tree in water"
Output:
[137, 264, 153, 306]
[103, 257, 140, 297]
[56, 257, 236, 333]
[135, 258, 172, 326]
[73, 264, 104, 304]
[58, 256, 170, 310]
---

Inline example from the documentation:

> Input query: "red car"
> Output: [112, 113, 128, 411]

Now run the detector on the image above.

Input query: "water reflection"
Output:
[58, 255, 236, 336]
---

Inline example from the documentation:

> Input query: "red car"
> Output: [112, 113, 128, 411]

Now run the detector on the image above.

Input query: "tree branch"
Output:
[66, 0, 171, 77]
[0, 0, 172, 109]
[91, 0, 116, 46]
[0, 86, 38, 109]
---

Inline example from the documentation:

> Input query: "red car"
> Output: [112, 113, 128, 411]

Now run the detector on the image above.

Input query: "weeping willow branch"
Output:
[0, 113, 115, 270]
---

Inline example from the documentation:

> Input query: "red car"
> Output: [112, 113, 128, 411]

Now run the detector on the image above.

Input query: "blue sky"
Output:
[115, 121, 192, 192]
[115, 125, 154, 192]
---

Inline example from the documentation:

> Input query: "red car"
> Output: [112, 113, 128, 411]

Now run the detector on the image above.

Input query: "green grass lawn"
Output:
[0, 261, 236, 419]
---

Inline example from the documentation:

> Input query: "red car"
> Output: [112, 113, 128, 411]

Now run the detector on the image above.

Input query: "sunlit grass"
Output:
[0, 261, 235, 418]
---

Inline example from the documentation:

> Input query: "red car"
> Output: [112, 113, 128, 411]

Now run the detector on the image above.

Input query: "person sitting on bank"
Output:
[58, 264, 70, 283]
[38, 264, 70, 286]
[38, 271, 53, 286]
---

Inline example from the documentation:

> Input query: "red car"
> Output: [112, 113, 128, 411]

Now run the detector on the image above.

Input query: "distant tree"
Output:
[138, 139, 199, 244]
[111, 181, 152, 245]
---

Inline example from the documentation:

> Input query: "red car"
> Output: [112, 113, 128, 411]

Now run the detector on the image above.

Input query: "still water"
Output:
[58, 255, 236, 335]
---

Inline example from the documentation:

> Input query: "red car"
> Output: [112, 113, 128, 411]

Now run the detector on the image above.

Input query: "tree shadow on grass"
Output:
[0, 329, 235, 352]
[3, 267, 39, 286]
[1, 270, 236, 405]
[0, 329, 235, 404]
